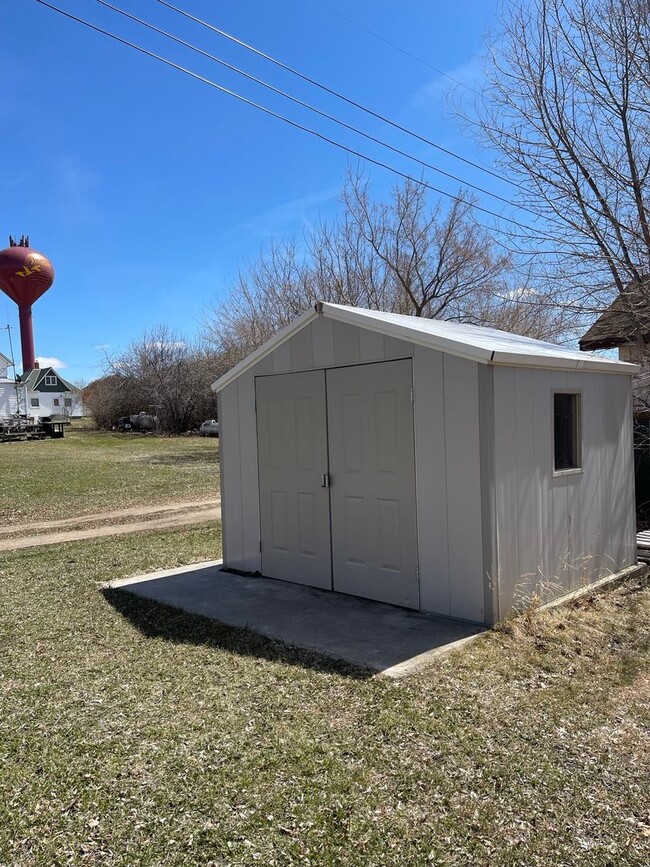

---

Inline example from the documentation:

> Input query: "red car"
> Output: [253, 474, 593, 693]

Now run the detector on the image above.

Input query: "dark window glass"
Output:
[554, 393, 580, 470]
[30, 398, 39, 407]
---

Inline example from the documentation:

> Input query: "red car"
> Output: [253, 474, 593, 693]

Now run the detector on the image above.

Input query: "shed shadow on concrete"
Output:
[103, 562, 486, 678]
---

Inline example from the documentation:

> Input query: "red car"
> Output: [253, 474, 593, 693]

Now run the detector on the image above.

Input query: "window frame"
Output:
[553, 390, 583, 477]
[44, 375, 57, 386]
[30, 397, 40, 408]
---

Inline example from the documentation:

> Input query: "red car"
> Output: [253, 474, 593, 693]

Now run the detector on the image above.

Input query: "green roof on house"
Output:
[19, 367, 77, 393]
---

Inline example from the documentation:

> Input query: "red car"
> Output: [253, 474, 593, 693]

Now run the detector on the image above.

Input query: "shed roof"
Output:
[212, 302, 638, 393]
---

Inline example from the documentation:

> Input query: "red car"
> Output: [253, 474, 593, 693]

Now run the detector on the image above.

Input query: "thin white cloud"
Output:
[57, 157, 100, 222]
[503, 287, 539, 301]
[36, 356, 67, 369]
[149, 341, 186, 350]
[407, 58, 484, 113]
[240, 187, 339, 239]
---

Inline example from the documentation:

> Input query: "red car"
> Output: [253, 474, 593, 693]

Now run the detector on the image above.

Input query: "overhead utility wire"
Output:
[152, 0, 527, 193]
[34, 0, 539, 230]
[311, 0, 473, 91]
[95, 0, 539, 217]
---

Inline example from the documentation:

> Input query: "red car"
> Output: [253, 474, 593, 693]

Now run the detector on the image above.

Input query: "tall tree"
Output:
[86, 326, 220, 433]
[205, 173, 565, 361]
[471, 0, 650, 305]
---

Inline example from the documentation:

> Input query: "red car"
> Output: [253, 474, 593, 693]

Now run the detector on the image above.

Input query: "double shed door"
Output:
[256, 359, 418, 609]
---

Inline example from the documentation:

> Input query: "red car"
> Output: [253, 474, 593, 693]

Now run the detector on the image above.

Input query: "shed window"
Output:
[45, 375, 57, 385]
[554, 393, 581, 471]
[31, 398, 39, 407]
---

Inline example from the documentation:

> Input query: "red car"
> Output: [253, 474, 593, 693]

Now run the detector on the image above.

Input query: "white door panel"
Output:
[327, 360, 419, 609]
[256, 371, 332, 588]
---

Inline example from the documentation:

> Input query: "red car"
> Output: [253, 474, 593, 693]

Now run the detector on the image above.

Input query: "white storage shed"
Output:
[212, 303, 638, 625]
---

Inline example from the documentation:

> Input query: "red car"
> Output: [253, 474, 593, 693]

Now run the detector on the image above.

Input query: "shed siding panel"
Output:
[359, 328, 384, 361]
[580, 372, 602, 584]
[478, 365, 498, 625]
[216, 391, 227, 566]
[493, 367, 519, 616]
[565, 371, 584, 590]
[237, 372, 262, 572]
[493, 368, 636, 618]
[383, 336, 414, 360]
[606, 375, 636, 569]
[332, 320, 361, 365]
[220, 381, 244, 569]
[551, 475, 570, 593]
[515, 369, 541, 600]
[413, 346, 450, 615]
[253, 355, 273, 375]
[533, 371, 554, 587]
[289, 323, 315, 371]
[312, 317, 335, 368]
[443, 355, 485, 622]
[272, 340, 292, 372]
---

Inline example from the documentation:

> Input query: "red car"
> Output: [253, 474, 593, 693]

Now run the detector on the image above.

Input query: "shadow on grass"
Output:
[102, 587, 372, 680]
[133, 451, 219, 467]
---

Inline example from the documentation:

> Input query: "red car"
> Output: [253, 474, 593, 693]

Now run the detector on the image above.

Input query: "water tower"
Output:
[0, 236, 55, 372]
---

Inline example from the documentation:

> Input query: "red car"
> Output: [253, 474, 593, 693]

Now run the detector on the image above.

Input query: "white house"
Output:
[212, 303, 638, 625]
[0, 351, 18, 417]
[18, 366, 84, 419]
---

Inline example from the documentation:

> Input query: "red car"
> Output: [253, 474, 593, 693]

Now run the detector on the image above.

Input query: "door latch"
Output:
[321, 473, 330, 488]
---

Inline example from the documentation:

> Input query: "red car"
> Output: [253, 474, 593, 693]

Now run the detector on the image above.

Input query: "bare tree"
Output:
[86, 326, 220, 433]
[469, 0, 650, 308]
[205, 173, 564, 359]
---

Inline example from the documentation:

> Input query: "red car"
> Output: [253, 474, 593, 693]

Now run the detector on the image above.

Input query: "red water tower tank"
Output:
[0, 236, 54, 372]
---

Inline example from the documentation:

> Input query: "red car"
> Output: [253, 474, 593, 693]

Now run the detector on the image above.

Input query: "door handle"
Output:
[321, 473, 330, 488]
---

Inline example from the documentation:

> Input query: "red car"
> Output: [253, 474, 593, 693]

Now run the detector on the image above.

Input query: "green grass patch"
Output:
[1, 527, 649, 865]
[0, 431, 218, 524]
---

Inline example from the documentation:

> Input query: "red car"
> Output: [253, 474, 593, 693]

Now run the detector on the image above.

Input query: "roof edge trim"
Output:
[211, 302, 640, 392]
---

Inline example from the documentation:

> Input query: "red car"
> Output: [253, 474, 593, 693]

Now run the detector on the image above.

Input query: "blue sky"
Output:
[1, 0, 507, 383]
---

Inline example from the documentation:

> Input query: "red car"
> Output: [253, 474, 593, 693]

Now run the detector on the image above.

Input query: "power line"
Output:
[33, 0, 540, 231]
[152, 0, 527, 193]
[94, 0, 539, 217]
[311, 0, 474, 91]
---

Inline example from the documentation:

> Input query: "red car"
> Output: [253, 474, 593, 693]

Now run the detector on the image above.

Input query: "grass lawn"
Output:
[0, 430, 219, 525]
[1, 526, 648, 866]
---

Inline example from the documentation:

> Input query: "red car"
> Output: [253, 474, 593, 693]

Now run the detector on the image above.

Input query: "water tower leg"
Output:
[18, 305, 35, 372]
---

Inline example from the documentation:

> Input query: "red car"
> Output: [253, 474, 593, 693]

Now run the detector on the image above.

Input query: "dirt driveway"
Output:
[0, 499, 221, 551]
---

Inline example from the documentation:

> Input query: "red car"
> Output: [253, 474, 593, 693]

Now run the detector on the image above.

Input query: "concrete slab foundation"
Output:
[106, 562, 486, 677]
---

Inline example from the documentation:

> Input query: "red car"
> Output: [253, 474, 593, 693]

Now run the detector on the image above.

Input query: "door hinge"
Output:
[410, 387, 415, 405]
[321, 473, 330, 488]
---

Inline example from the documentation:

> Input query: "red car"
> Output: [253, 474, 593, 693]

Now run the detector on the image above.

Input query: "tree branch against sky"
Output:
[465, 0, 650, 306]
[204, 172, 569, 363]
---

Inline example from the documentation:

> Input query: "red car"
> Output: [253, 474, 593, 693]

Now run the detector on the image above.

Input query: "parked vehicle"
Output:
[199, 418, 219, 437]
[116, 412, 156, 432]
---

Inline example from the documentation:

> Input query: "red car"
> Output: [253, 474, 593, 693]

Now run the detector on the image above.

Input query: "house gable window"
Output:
[45, 375, 57, 386]
[554, 392, 582, 473]
[31, 398, 39, 407]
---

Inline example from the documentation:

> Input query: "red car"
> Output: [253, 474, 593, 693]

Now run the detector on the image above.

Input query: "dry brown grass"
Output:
[1, 527, 648, 866]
